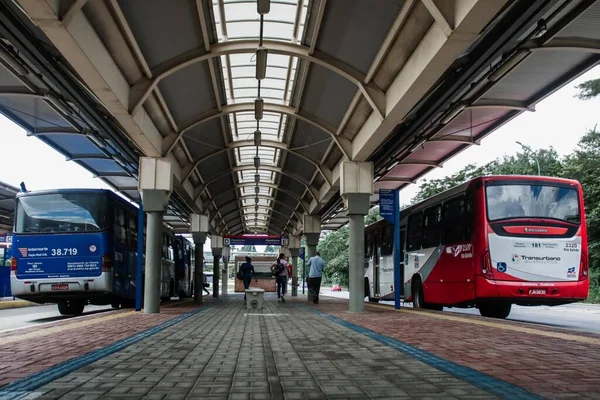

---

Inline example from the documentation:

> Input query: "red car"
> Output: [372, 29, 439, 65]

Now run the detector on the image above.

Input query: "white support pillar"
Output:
[139, 158, 173, 314]
[211, 235, 223, 298]
[289, 236, 301, 297]
[303, 215, 321, 302]
[190, 213, 209, 304]
[222, 245, 231, 295]
[340, 161, 374, 313]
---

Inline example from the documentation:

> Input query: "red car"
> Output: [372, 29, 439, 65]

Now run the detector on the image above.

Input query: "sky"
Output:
[1, 66, 600, 252]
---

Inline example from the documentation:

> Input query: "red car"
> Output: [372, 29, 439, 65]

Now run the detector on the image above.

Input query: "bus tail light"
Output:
[482, 251, 494, 280]
[579, 250, 589, 281]
[10, 257, 16, 275]
[101, 255, 112, 272]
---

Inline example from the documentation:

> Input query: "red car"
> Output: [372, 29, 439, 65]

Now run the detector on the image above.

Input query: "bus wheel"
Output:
[412, 279, 425, 309]
[68, 301, 85, 316]
[111, 301, 121, 309]
[58, 301, 69, 316]
[479, 302, 511, 319]
[364, 278, 370, 299]
[368, 297, 380, 303]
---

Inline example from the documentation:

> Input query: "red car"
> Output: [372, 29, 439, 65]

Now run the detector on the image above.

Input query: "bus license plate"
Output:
[529, 289, 546, 295]
[51, 284, 69, 291]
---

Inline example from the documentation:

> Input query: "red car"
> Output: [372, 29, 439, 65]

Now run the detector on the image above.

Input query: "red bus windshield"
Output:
[485, 183, 580, 224]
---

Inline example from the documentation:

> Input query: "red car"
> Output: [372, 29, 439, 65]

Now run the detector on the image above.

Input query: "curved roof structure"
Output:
[0, 0, 598, 235]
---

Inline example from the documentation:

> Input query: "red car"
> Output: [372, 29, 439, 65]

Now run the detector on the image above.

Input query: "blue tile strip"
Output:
[0, 305, 210, 400]
[303, 305, 544, 400]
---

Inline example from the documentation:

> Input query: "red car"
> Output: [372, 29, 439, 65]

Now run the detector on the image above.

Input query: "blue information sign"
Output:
[299, 247, 305, 260]
[379, 189, 395, 223]
[224, 236, 284, 246]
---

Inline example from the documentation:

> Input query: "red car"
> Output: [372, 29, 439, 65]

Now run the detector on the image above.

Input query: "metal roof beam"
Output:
[196, 165, 318, 204]
[468, 99, 535, 112]
[210, 194, 301, 224]
[180, 139, 332, 186]
[129, 39, 386, 120]
[162, 102, 351, 160]
[211, 184, 310, 213]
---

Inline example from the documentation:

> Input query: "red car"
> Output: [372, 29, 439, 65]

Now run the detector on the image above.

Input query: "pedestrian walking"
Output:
[271, 253, 289, 303]
[307, 252, 325, 304]
[239, 256, 257, 302]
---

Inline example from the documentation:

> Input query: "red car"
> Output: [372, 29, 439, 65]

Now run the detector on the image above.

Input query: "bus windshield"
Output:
[486, 183, 580, 224]
[16, 192, 108, 234]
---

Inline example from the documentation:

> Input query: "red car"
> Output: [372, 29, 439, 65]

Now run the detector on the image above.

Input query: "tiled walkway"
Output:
[1, 296, 542, 400]
[2, 295, 598, 399]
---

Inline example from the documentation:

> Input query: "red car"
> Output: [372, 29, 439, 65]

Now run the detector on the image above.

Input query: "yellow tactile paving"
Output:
[0, 311, 134, 345]
[367, 304, 600, 345]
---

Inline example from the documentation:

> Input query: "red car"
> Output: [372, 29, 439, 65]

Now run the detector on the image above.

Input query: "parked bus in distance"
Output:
[10, 189, 194, 315]
[365, 176, 589, 318]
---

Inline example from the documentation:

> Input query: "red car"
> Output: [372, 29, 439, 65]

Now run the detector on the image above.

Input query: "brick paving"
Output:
[0, 301, 199, 389]
[1, 295, 595, 399]
[5, 296, 511, 400]
[317, 298, 600, 400]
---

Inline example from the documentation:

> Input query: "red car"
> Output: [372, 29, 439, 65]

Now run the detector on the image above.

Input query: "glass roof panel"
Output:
[211, 0, 309, 232]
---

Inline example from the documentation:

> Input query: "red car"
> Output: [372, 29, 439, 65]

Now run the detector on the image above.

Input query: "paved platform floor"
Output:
[1, 295, 599, 399]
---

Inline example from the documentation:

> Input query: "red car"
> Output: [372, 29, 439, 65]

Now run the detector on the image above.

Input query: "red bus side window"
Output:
[407, 212, 423, 251]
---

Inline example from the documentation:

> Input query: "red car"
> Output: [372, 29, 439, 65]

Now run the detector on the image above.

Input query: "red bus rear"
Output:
[404, 176, 588, 318]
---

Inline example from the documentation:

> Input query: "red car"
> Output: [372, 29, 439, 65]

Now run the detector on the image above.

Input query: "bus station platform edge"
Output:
[0, 295, 598, 400]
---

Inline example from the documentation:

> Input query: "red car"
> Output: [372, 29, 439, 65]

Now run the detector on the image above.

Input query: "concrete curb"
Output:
[0, 300, 37, 310]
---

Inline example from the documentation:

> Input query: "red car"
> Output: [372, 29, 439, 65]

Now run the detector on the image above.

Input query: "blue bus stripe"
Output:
[0, 306, 210, 400]
[302, 305, 543, 400]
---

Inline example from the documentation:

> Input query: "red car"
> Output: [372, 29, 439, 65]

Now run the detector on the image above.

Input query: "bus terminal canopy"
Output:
[0, 1, 598, 235]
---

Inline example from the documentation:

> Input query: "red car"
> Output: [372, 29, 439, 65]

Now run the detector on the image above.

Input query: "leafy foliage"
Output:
[264, 245, 278, 253]
[561, 129, 600, 301]
[575, 78, 600, 100]
[240, 245, 257, 252]
[413, 147, 563, 203]
[365, 206, 382, 225]
[317, 227, 350, 286]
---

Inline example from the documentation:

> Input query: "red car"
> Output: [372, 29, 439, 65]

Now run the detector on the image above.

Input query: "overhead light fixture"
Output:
[440, 102, 466, 125]
[254, 156, 261, 169]
[113, 155, 127, 168]
[255, 98, 264, 120]
[254, 173, 260, 183]
[87, 134, 106, 148]
[255, 46, 268, 80]
[254, 197, 259, 204]
[254, 186, 260, 194]
[488, 49, 530, 82]
[410, 140, 426, 153]
[0, 47, 28, 76]
[386, 161, 399, 171]
[257, 0, 270, 14]
[254, 130, 262, 146]
[255, 205, 259, 212]
[46, 94, 72, 116]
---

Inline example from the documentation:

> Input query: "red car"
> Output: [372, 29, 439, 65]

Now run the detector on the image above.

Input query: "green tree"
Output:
[240, 245, 257, 252]
[317, 227, 349, 286]
[365, 206, 382, 225]
[561, 128, 600, 301]
[576, 78, 600, 100]
[264, 245, 278, 253]
[412, 147, 563, 203]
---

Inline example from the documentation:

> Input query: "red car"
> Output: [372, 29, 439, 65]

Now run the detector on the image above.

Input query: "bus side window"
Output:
[381, 225, 393, 256]
[423, 205, 442, 248]
[464, 191, 474, 239]
[407, 212, 423, 251]
[113, 206, 126, 243]
[365, 232, 373, 259]
[442, 196, 467, 244]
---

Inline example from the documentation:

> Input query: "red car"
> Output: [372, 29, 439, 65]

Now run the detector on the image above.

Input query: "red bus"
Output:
[364, 175, 589, 318]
